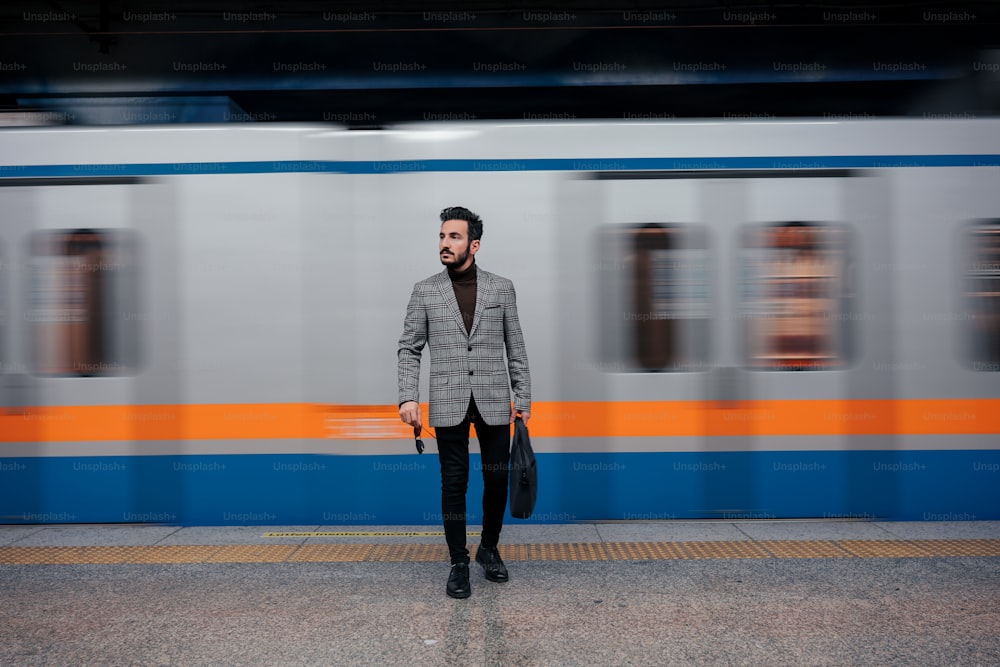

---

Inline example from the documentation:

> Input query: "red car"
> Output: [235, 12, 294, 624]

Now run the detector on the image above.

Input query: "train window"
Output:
[598, 224, 711, 372]
[739, 222, 855, 371]
[29, 229, 140, 377]
[963, 220, 1000, 371]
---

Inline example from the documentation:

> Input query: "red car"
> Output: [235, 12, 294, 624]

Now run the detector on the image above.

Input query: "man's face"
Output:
[439, 218, 479, 270]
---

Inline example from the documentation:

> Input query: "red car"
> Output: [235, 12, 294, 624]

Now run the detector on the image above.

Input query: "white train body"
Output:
[0, 119, 998, 523]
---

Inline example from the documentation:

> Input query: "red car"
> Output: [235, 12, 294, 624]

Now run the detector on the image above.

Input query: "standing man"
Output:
[398, 206, 531, 599]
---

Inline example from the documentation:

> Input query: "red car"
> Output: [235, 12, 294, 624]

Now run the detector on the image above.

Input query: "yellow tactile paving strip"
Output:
[758, 540, 855, 559]
[1, 539, 998, 565]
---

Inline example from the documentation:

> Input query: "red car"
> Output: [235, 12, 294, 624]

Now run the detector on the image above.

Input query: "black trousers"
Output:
[436, 396, 511, 565]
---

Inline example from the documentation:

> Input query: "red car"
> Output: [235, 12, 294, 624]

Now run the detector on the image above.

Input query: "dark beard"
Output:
[441, 247, 469, 269]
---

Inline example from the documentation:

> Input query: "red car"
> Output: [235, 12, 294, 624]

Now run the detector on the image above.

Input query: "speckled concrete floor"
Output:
[1, 521, 998, 666]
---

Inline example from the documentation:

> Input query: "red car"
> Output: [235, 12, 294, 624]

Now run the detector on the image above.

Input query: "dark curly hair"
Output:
[440, 206, 483, 242]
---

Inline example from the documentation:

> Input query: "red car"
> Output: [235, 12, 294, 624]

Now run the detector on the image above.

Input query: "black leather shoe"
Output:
[446, 563, 471, 599]
[475, 545, 509, 583]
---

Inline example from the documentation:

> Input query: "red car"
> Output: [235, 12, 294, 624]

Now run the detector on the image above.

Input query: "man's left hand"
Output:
[511, 407, 531, 424]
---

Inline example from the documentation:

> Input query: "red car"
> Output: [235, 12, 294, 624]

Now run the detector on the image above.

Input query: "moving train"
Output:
[0, 118, 998, 524]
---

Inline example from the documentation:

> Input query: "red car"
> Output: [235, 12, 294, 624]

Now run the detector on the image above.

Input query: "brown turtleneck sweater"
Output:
[448, 260, 477, 335]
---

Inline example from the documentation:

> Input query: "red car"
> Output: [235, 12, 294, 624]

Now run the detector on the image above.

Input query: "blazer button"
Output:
[469, 371, 474, 376]
[467, 346, 472, 351]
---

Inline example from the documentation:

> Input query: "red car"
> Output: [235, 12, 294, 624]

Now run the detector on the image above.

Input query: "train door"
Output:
[0, 177, 179, 524]
[557, 169, 893, 519]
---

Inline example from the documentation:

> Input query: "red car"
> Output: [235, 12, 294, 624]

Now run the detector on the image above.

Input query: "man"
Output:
[398, 206, 532, 599]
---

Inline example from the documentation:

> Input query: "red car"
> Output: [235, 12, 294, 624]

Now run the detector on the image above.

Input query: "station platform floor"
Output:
[2, 520, 999, 666]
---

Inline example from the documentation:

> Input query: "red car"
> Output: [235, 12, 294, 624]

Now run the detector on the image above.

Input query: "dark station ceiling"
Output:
[1, 0, 999, 125]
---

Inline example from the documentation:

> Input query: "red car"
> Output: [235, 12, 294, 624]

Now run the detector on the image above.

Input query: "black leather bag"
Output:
[508, 416, 537, 519]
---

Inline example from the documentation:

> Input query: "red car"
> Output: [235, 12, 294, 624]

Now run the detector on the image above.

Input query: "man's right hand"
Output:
[399, 401, 422, 433]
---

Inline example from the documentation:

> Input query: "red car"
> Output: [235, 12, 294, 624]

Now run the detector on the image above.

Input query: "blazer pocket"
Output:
[481, 303, 504, 326]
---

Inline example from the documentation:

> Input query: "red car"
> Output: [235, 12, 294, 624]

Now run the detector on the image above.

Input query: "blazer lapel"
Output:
[434, 269, 468, 337]
[470, 269, 494, 338]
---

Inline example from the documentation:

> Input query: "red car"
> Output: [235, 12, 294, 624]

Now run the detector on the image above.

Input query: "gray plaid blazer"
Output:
[398, 266, 531, 427]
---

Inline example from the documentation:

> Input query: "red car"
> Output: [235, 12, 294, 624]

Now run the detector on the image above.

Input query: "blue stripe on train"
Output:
[3, 155, 1000, 178]
[1, 450, 997, 524]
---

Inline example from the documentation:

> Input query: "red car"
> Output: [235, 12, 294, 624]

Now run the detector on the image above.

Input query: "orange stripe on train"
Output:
[1, 400, 998, 442]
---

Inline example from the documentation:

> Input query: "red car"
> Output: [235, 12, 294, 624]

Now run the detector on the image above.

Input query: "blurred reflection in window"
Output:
[740, 222, 854, 370]
[964, 221, 1000, 370]
[30, 229, 139, 377]
[599, 224, 710, 372]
